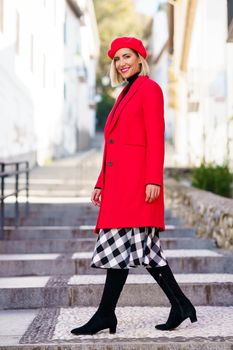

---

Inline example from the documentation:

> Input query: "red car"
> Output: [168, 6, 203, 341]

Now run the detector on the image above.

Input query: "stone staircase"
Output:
[0, 147, 233, 349]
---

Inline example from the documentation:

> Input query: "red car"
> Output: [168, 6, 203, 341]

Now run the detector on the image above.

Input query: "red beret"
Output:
[107, 36, 147, 59]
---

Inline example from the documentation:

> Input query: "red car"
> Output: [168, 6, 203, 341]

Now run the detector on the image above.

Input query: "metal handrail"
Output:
[0, 161, 30, 238]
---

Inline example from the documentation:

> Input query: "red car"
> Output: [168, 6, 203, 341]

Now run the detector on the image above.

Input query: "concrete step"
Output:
[0, 274, 233, 309]
[4, 181, 97, 191]
[4, 216, 182, 226]
[3, 204, 178, 226]
[0, 237, 216, 253]
[5, 211, 100, 221]
[0, 249, 232, 276]
[4, 206, 99, 220]
[5, 202, 97, 213]
[3, 225, 196, 240]
[1, 306, 233, 348]
[5, 203, 173, 219]
[6, 187, 149, 197]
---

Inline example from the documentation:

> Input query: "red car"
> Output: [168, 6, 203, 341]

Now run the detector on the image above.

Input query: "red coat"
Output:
[93, 75, 165, 234]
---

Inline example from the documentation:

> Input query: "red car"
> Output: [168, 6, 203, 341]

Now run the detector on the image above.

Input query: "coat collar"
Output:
[104, 75, 149, 137]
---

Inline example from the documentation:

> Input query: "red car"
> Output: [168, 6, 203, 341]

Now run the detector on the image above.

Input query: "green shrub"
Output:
[96, 89, 115, 130]
[191, 161, 233, 198]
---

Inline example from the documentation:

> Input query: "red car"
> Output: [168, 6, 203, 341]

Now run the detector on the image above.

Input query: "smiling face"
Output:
[113, 48, 142, 79]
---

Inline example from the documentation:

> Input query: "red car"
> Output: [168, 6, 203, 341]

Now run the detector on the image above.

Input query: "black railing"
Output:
[0, 161, 30, 238]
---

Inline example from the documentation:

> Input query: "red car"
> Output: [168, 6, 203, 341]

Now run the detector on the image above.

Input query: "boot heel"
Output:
[109, 325, 117, 334]
[190, 313, 197, 323]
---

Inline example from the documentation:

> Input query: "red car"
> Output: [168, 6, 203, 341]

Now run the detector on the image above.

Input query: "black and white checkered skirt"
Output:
[90, 227, 168, 269]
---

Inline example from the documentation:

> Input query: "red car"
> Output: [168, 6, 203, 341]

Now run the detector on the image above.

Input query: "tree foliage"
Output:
[93, 0, 151, 129]
[93, 0, 150, 79]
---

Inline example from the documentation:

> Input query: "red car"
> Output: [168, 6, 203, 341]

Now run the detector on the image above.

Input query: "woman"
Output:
[71, 36, 197, 335]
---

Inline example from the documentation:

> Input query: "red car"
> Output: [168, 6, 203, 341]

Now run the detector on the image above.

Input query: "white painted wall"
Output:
[0, 0, 99, 165]
[187, 0, 228, 166]
[77, 0, 100, 139]
[0, 0, 64, 165]
[149, 5, 172, 141]
[226, 33, 233, 169]
[172, 0, 232, 169]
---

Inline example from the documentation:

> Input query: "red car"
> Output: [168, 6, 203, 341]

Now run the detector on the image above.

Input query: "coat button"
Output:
[108, 161, 113, 166]
[109, 139, 114, 144]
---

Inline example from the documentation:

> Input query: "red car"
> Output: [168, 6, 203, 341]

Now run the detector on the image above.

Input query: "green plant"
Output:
[191, 160, 233, 198]
[173, 172, 180, 182]
[96, 88, 115, 130]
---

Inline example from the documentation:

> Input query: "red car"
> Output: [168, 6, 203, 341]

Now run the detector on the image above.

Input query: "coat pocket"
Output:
[122, 142, 146, 147]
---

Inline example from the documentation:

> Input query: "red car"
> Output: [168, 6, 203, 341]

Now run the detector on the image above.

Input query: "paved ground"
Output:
[0, 132, 233, 349]
[1, 307, 233, 349]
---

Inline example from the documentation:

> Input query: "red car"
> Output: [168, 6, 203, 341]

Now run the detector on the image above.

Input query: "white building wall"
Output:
[149, 6, 172, 141]
[58, 0, 99, 156]
[77, 0, 99, 143]
[172, 0, 232, 169]
[62, 3, 82, 156]
[187, 0, 228, 166]
[0, 0, 64, 165]
[226, 33, 233, 169]
[0, 0, 35, 163]
[0, 0, 99, 165]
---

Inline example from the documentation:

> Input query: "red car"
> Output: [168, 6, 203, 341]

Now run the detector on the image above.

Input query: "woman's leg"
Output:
[147, 264, 197, 330]
[71, 268, 129, 335]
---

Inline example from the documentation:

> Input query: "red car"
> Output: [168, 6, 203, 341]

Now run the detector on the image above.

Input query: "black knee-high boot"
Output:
[70, 268, 129, 335]
[147, 264, 197, 330]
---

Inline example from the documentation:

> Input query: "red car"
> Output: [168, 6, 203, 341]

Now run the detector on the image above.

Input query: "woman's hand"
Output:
[145, 184, 160, 203]
[91, 188, 101, 206]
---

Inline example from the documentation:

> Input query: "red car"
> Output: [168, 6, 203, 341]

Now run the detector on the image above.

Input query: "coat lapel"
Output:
[105, 75, 149, 137]
[104, 84, 129, 137]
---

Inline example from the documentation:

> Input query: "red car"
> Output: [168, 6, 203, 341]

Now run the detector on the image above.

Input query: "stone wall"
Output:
[164, 178, 233, 251]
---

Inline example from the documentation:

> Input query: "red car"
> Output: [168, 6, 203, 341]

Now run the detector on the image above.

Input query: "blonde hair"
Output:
[109, 50, 150, 87]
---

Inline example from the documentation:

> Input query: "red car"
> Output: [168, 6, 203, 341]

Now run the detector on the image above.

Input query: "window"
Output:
[227, 0, 233, 42]
[30, 35, 34, 72]
[0, 0, 3, 33]
[64, 11, 67, 44]
[53, 71, 56, 88]
[15, 11, 20, 54]
[43, 54, 46, 88]
[54, 0, 56, 25]
[64, 83, 67, 99]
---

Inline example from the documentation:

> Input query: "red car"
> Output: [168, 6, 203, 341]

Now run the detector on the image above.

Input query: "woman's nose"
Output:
[120, 63, 127, 69]
[119, 59, 126, 67]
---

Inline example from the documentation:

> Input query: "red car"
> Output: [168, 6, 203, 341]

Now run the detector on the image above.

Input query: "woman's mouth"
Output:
[120, 67, 130, 73]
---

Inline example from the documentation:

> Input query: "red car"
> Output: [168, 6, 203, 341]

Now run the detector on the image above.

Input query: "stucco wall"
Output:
[165, 178, 233, 251]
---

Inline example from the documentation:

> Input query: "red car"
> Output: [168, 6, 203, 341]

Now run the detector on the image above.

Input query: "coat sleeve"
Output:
[94, 142, 106, 189]
[94, 166, 104, 189]
[142, 82, 165, 186]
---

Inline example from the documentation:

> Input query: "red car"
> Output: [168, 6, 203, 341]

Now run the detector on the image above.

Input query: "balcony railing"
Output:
[0, 161, 30, 238]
